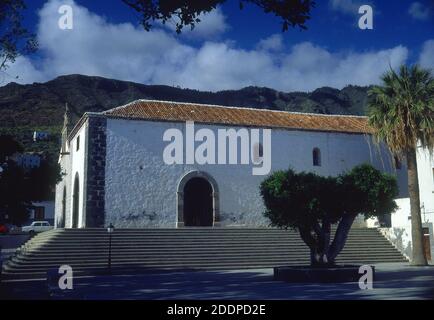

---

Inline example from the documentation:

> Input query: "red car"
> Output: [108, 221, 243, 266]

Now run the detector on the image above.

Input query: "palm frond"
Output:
[368, 65, 434, 156]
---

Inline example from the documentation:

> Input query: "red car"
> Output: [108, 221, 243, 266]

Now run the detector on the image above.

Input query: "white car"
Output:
[22, 221, 53, 234]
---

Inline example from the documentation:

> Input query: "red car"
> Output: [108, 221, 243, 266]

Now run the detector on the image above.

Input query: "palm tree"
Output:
[368, 65, 434, 266]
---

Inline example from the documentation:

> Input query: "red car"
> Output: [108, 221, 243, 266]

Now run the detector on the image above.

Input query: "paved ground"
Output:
[1, 263, 434, 300]
[0, 234, 30, 249]
[0, 234, 30, 263]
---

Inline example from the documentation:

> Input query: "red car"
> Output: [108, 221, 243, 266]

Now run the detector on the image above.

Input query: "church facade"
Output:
[54, 100, 409, 229]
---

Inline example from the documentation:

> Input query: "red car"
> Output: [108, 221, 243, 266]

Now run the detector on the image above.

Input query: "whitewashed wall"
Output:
[417, 147, 434, 221]
[55, 131, 71, 228]
[382, 148, 434, 262]
[69, 122, 88, 228]
[104, 118, 408, 228]
[55, 154, 70, 228]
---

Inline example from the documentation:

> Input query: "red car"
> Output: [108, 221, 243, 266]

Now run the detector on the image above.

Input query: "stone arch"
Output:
[177, 171, 220, 227]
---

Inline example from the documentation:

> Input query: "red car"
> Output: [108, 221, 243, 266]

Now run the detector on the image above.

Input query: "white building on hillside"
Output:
[54, 100, 409, 230]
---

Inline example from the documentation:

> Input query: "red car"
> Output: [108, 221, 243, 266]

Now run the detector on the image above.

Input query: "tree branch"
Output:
[327, 214, 357, 264]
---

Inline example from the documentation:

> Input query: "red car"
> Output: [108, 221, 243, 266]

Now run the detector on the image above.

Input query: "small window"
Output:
[394, 156, 402, 169]
[313, 148, 321, 166]
[76, 135, 80, 151]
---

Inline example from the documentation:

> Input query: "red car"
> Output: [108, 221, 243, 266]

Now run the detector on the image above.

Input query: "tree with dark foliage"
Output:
[260, 164, 398, 266]
[0, 134, 23, 161]
[0, 160, 30, 225]
[0, 135, 61, 225]
[122, 0, 315, 33]
[26, 160, 62, 201]
[0, 0, 37, 72]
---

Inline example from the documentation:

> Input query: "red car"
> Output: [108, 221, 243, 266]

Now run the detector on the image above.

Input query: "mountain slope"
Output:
[0, 74, 371, 127]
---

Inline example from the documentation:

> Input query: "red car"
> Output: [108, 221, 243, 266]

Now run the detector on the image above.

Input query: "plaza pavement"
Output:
[1, 263, 434, 300]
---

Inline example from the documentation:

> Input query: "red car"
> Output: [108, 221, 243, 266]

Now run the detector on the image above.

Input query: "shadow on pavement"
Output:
[1, 265, 434, 300]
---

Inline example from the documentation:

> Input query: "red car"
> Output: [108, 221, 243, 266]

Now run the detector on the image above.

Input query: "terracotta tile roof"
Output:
[101, 100, 373, 134]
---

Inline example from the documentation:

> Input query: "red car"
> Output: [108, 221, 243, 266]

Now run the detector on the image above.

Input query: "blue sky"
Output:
[3, 0, 433, 92]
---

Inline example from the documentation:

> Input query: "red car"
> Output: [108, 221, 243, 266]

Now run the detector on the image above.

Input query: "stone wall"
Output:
[85, 116, 107, 227]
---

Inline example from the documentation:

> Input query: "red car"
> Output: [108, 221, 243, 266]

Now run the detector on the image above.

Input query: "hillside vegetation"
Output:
[0, 74, 371, 158]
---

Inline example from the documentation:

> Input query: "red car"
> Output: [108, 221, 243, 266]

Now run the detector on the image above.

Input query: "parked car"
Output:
[21, 221, 53, 234]
[5, 224, 20, 234]
[0, 224, 8, 234]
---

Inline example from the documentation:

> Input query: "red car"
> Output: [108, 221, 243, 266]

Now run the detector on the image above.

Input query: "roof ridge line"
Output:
[103, 99, 368, 119]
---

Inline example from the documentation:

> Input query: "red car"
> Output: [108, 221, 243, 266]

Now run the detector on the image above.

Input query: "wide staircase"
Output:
[1, 228, 407, 280]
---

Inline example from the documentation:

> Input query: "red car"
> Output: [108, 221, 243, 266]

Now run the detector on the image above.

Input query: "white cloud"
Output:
[1, 56, 46, 84]
[256, 34, 284, 52]
[35, 0, 194, 83]
[165, 42, 408, 91]
[419, 39, 434, 69]
[329, 0, 363, 15]
[161, 7, 229, 39]
[408, 2, 432, 21]
[277, 43, 408, 91]
[3, 0, 410, 92]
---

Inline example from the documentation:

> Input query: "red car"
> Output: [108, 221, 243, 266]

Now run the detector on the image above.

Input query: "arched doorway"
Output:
[184, 177, 213, 226]
[177, 171, 220, 227]
[72, 173, 79, 228]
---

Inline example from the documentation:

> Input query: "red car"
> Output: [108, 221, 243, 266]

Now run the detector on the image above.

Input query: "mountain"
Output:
[0, 74, 371, 160]
[0, 74, 371, 127]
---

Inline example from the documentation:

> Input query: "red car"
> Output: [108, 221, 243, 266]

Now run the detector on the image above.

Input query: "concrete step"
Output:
[4, 255, 406, 273]
[2, 227, 408, 280]
[19, 238, 396, 248]
[15, 244, 402, 256]
[3, 255, 405, 272]
[7, 255, 407, 270]
[22, 235, 397, 243]
[9, 250, 405, 264]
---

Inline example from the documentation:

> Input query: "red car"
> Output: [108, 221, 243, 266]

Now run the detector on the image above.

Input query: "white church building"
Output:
[55, 99, 414, 231]
[377, 147, 434, 260]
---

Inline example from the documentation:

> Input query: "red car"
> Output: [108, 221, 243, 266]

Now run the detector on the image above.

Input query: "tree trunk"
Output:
[299, 227, 320, 266]
[317, 219, 331, 265]
[299, 223, 331, 267]
[327, 214, 356, 264]
[406, 148, 427, 266]
[321, 218, 331, 258]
